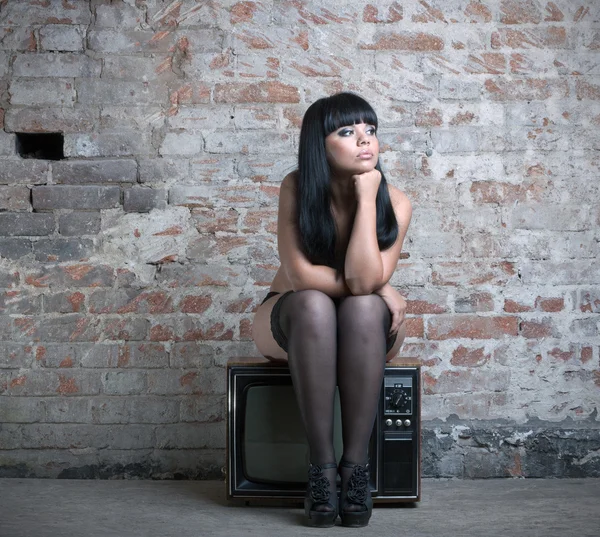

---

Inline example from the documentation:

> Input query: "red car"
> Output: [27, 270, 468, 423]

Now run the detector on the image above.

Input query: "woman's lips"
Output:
[358, 151, 373, 159]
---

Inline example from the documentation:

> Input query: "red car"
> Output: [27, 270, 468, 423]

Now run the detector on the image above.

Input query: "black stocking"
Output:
[336, 295, 389, 508]
[279, 290, 338, 510]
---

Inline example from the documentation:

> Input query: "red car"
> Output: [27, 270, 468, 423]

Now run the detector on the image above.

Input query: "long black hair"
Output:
[297, 92, 398, 268]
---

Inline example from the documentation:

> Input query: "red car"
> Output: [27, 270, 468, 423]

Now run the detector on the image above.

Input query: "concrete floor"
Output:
[0, 478, 599, 537]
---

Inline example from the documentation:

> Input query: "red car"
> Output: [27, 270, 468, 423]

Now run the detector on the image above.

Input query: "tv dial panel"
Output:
[383, 375, 413, 429]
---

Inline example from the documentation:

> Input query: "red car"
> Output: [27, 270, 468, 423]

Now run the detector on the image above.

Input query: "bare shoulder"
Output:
[281, 170, 299, 191]
[387, 184, 412, 216]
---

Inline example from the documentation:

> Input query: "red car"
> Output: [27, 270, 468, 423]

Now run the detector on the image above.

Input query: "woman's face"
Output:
[325, 122, 379, 176]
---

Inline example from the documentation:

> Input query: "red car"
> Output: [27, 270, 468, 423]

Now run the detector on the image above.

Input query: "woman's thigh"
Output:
[252, 293, 289, 361]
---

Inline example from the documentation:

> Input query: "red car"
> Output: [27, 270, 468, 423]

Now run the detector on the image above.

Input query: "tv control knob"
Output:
[395, 419, 403, 427]
[404, 419, 411, 427]
[385, 419, 393, 427]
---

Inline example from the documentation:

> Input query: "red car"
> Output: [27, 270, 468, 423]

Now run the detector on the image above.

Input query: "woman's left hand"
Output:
[375, 283, 407, 335]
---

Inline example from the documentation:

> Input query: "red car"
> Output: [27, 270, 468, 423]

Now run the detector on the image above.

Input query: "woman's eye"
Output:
[338, 128, 353, 136]
[367, 127, 377, 135]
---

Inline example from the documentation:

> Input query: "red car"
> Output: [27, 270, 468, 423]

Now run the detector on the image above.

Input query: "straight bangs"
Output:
[322, 93, 378, 137]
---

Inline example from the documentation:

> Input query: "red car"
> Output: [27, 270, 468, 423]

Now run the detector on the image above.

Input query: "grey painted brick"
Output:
[0, 51, 8, 77]
[0, 269, 19, 288]
[42, 292, 87, 314]
[0, 315, 12, 339]
[0, 213, 55, 236]
[0, 186, 30, 211]
[59, 212, 101, 236]
[101, 371, 148, 395]
[12, 53, 101, 78]
[0, 424, 22, 449]
[39, 25, 85, 52]
[76, 79, 168, 106]
[0, 160, 49, 185]
[0, 132, 16, 156]
[9, 78, 76, 106]
[4, 107, 99, 134]
[138, 159, 189, 183]
[5, 370, 103, 397]
[63, 132, 148, 158]
[0, 290, 41, 315]
[33, 238, 94, 262]
[94, 4, 145, 28]
[0, 343, 36, 368]
[52, 159, 137, 184]
[159, 133, 203, 156]
[0, 397, 44, 423]
[123, 188, 167, 212]
[0, 26, 37, 52]
[23, 265, 115, 289]
[90, 397, 179, 424]
[155, 422, 225, 449]
[33, 186, 121, 210]
[43, 397, 91, 423]
[0, 2, 92, 25]
[204, 131, 292, 154]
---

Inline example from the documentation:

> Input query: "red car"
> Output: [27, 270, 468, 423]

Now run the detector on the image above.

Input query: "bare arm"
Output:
[278, 173, 352, 297]
[345, 173, 412, 295]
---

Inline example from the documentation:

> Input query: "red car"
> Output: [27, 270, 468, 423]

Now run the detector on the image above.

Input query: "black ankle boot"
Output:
[338, 459, 372, 527]
[304, 462, 338, 527]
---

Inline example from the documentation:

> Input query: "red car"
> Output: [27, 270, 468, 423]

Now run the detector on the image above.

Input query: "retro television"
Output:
[226, 357, 420, 504]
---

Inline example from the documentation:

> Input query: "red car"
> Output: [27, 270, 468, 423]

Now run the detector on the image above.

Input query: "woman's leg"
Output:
[336, 294, 390, 523]
[278, 290, 338, 465]
[336, 294, 390, 465]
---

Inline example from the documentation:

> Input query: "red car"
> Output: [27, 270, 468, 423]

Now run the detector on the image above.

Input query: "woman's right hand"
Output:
[375, 283, 407, 335]
[352, 169, 381, 203]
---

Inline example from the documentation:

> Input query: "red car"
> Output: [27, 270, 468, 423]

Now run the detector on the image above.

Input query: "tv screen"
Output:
[243, 385, 343, 484]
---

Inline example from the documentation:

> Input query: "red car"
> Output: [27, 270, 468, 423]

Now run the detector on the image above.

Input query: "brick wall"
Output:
[0, 0, 599, 479]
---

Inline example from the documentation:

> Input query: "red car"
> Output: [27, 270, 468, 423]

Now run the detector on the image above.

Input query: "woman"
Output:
[252, 93, 412, 528]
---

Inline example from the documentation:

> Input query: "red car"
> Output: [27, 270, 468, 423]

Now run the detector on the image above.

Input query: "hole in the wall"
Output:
[16, 133, 65, 160]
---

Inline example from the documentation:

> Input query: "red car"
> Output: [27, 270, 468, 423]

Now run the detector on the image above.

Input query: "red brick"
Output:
[239, 318, 252, 340]
[226, 298, 254, 313]
[427, 315, 518, 340]
[432, 262, 517, 286]
[576, 79, 600, 100]
[548, 346, 575, 362]
[193, 208, 239, 234]
[214, 82, 300, 103]
[544, 2, 564, 21]
[230, 1, 257, 24]
[581, 347, 593, 363]
[424, 369, 510, 394]
[412, 1, 447, 23]
[360, 32, 444, 51]
[455, 292, 495, 313]
[520, 319, 555, 339]
[580, 291, 600, 313]
[491, 27, 567, 49]
[179, 295, 212, 314]
[504, 299, 533, 313]
[406, 300, 446, 315]
[484, 78, 569, 101]
[415, 108, 442, 127]
[464, 1, 492, 23]
[535, 297, 564, 312]
[404, 317, 424, 338]
[183, 321, 233, 341]
[470, 181, 546, 204]
[464, 53, 506, 74]
[500, 0, 541, 24]
[451, 345, 490, 367]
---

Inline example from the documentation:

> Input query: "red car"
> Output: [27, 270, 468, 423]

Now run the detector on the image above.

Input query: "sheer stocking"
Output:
[279, 290, 338, 511]
[336, 295, 389, 511]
